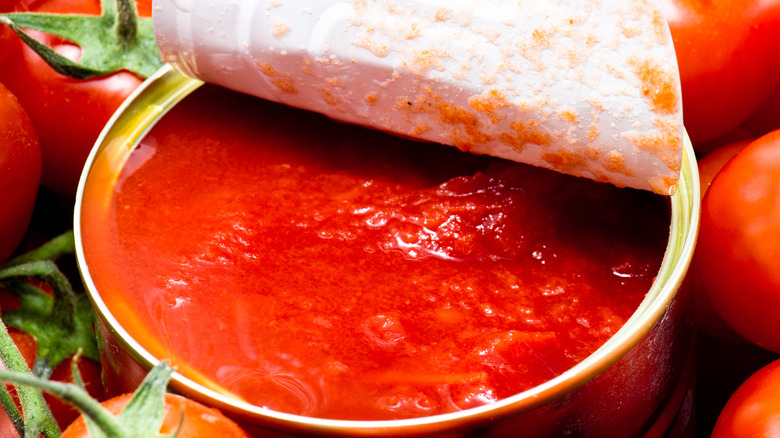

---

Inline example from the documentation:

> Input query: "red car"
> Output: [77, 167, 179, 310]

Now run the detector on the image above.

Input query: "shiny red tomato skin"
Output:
[62, 393, 251, 437]
[0, 0, 150, 197]
[659, 0, 780, 149]
[0, 83, 41, 263]
[690, 138, 751, 342]
[712, 358, 780, 437]
[695, 129, 780, 352]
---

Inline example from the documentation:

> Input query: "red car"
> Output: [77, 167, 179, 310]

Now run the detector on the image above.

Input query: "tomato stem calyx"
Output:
[0, 232, 100, 436]
[0, 0, 162, 79]
[0, 231, 100, 376]
[115, 0, 137, 45]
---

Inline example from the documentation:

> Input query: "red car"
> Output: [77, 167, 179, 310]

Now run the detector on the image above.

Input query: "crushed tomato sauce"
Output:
[81, 85, 670, 421]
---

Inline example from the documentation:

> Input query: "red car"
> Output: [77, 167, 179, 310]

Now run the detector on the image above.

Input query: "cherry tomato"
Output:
[695, 129, 780, 352]
[0, 82, 41, 264]
[659, 0, 780, 149]
[711, 358, 780, 437]
[62, 392, 250, 437]
[0, 0, 151, 197]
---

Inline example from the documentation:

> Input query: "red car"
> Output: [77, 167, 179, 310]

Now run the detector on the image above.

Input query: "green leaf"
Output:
[74, 360, 181, 437]
[70, 356, 109, 438]
[3, 287, 100, 377]
[0, 232, 102, 438]
[118, 361, 177, 437]
[0, 0, 163, 79]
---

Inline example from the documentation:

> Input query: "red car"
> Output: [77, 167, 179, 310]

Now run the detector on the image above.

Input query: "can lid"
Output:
[152, 0, 683, 195]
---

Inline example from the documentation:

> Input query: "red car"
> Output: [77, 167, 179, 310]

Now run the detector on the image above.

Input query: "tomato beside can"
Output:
[712, 358, 780, 437]
[658, 0, 780, 148]
[0, 82, 40, 264]
[0, 0, 152, 197]
[695, 130, 780, 352]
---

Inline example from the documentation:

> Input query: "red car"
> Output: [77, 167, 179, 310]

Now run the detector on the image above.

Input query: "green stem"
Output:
[0, 15, 104, 79]
[1, 231, 75, 269]
[0, 233, 100, 374]
[0, 260, 78, 324]
[115, 0, 137, 44]
[0, 0, 162, 78]
[0, 369, 126, 438]
[0, 322, 60, 438]
[70, 353, 86, 389]
[0, 383, 24, 438]
[32, 356, 55, 381]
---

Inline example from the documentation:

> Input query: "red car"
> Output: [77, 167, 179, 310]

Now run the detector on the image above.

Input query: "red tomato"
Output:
[711, 358, 780, 437]
[690, 138, 752, 342]
[0, 0, 151, 197]
[659, 0, 780, 149]
[0, 82, 41, 263]
[134, 0, 152, 16]
[695, 129, 780, 352]
[62, 392, 250, 437]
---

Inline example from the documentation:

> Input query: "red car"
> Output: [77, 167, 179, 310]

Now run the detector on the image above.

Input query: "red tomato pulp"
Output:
[80, 86, 670, 421]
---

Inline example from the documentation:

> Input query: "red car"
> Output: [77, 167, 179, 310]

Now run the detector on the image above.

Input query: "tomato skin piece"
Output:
[659, 0, 780, 149]
[712, 358, 780, 437]
[0, 82, 41, 263]
[0, 0, 149, 197]
[61, 393, 251, 437]
[695, 129, 780, 352]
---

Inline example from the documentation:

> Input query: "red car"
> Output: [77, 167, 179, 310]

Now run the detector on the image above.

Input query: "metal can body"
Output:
[74, 65, 700, 437]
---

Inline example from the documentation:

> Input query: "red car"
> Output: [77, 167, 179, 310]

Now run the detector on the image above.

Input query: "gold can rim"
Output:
[73, 64, 701, 436]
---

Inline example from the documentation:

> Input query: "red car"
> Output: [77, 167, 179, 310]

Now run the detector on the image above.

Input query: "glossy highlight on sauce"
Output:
[81, 85, 671, 421]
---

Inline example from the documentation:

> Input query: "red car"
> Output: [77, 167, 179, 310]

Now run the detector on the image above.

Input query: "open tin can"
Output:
[74, 64, 700, 437]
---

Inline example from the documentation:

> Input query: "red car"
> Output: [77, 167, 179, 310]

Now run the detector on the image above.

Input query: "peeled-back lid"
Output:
[152, 0, 683, 195]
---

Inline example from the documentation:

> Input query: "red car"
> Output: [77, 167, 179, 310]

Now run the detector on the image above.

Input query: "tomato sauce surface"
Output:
[81, 85, 670, 421]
